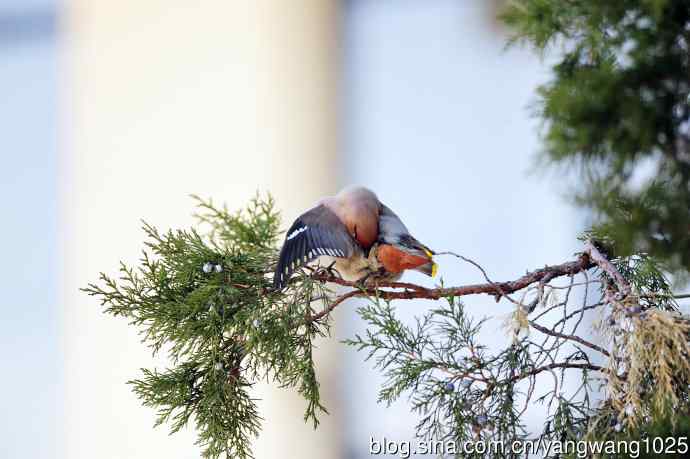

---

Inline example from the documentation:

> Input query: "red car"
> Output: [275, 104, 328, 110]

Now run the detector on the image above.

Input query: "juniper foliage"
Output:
[346, 297, 527, 451]
[349, 252, 690, 458]
[83, 195, 331, 458]
[502, 0, 690, 276]
[84, 195, 690, 458]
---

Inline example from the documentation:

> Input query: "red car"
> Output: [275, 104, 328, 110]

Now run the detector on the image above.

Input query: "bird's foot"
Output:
[313, 261, 342, 280]
[356, 267, 389, 288]
[324, 261, 342, 279]
[354, 271, 374, 289]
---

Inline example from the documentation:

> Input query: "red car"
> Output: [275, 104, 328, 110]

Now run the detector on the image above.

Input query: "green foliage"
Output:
[346, 298, 529, 458]
[83, 195, 331, 458]
[83, 192, 690, 458]
[502, 0, 690, 276]
[606, 412, 690, 458]
[346, 250, 690, 458]
[577, 410, 690, 459]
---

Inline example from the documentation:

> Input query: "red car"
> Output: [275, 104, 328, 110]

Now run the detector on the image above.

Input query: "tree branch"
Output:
[583, 241, 632, 296]
[308, 253, 593, 321]
[506, 362, 609, 385]
[529, 320, 611, 357]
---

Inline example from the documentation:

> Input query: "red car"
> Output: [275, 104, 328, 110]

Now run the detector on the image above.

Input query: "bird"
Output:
[273, 185, 437, 290]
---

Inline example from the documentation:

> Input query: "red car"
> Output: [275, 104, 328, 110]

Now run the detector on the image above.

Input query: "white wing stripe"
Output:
[286, 225, 309, 240]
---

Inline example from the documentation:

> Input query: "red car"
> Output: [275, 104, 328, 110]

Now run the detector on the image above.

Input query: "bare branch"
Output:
[506, 362, 609, 385]
[309, 253, 593, 321]
[529, 320, 611, 357]
[583, 241, 631, 297]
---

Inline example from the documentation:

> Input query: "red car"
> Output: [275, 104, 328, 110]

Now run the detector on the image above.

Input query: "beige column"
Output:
[61, 2, 341, 458]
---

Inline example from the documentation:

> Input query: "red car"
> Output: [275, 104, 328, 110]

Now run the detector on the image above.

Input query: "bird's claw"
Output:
[312, 261, 341, 280]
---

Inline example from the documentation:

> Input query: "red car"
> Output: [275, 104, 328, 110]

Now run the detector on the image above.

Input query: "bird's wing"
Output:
[273, 204, 356, 289]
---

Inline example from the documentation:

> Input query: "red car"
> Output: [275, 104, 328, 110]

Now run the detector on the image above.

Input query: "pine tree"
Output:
[501, 0, 690, 277]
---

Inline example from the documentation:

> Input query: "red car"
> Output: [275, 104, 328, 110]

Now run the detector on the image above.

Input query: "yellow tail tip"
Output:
[431, 262, 438, 278]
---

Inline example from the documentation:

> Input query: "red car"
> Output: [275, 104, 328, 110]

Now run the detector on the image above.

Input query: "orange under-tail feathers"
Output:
[376, 244, 432, 274]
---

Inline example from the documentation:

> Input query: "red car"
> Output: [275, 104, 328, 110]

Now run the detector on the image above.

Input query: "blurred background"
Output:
[0, 0, 594, 458]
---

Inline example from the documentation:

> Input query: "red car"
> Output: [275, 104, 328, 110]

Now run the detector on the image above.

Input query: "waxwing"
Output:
[273, 186, 437, 290]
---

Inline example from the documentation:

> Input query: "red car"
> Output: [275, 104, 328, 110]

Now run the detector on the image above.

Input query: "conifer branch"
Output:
[584, 240, 632, 298]
[308, 253, 593, 321]
[83, 195, 690, 458]
[507, 362, 609, 384]
[528, 320, 611, 357]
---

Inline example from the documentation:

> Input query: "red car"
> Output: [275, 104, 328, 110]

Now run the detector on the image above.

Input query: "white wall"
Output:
[62, 2, 341, 458]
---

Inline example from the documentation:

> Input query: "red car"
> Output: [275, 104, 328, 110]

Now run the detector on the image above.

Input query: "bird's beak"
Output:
[422, 247, 437, 276]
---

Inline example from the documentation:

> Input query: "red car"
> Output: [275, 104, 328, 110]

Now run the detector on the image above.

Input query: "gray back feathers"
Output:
[378, 204, 410, 245]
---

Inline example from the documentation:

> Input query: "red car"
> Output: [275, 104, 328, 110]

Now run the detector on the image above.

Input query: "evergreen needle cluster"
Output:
[84, 195, 331, 458]
[84, 194, 690, 458]
[502, 0, 690, 277]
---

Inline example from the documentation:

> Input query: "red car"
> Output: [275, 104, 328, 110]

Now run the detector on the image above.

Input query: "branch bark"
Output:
[529, 320, 611, 357]
[506, 362, 609, 385]
[307, 240, 647, 322]
[583, 240, 631, 297]
[309, 252, 593, 321]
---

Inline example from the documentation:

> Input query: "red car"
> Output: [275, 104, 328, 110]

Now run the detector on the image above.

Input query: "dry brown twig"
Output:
[301, 240, 690, 435]
[305, 241, 689, 387]
[307, 240, 661, 323]
[308, 251, 594, 321]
